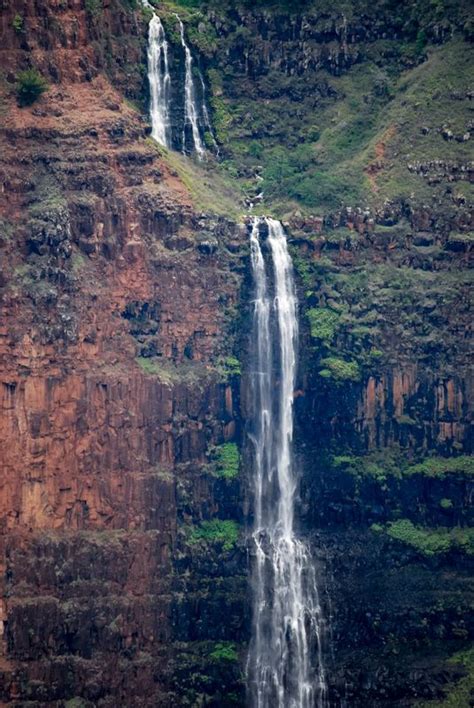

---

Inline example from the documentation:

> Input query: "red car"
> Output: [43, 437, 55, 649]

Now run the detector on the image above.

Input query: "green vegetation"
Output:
[296, 256, 472, 385]
[307, 307, 340, 342]
[222, 356, 241, 379]
[209, 642, 239, 663]
[406, 456, 474, 478]
[380, 519, 474, 556]
[65, 699, 88, 708]
[12, 14, 24, 33]
[152, 142, 242, 219]
[157, 2, 473, 219]
[333, 450, 397, 483]
[213, 443, 240, 480]
[85, 0, 101, 15]
[135, 356, 216, 387]
[16, 69, 48, 107]
[418, 648, 474, 708]
[188, 520, 239, 551]
[136, 356, 171, 379]
[319, 357, 361, 383]
[333, 451, 474, 482]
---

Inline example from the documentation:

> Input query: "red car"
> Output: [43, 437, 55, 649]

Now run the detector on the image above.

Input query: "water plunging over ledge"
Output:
[247, 217, 327, 708]
[175, 14, 206, 160]
[144, 4, 172, 148]
[143, 4, 215, 159]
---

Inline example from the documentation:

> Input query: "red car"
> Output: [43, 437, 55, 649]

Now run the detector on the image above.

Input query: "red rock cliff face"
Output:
[0, 3, 244, 704]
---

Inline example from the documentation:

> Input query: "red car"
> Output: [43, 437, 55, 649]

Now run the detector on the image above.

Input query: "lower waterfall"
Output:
[247, 217, 327, 708]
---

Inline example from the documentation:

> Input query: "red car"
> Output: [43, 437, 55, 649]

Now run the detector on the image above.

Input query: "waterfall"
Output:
[142, 2, 214, 159]
[175, 14, 206, 160]
[248, 217, 327, 708]
[145, 6, 172, 148]
[198, 71, 218, 154]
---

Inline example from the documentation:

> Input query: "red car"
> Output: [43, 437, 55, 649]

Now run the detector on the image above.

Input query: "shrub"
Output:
[319, 357, 361, 382]
[223, 356, 241, 378]
[12, 14, 24, 33]
[406, 456, 474, 478]
[307, 307, 339, 342]
[213, 443, 240, 480]
[16, 69, 48, 107]
[209, 642, 239, 663]
[188, 520, 239, 552]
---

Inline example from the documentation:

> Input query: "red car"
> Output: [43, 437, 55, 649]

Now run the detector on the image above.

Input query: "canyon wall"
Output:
[0, 0, 472, 705]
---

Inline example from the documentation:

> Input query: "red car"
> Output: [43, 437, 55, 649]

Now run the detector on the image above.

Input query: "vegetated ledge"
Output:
[333, 452, 474, 482]
[417, 647, 474, 708]
[184, 520, 241, 553]
[371, 519, 474, 557]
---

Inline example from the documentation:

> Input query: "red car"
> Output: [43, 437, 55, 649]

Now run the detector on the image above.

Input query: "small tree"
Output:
[12, 14, 24, 33]
[16, 69, 48, 107]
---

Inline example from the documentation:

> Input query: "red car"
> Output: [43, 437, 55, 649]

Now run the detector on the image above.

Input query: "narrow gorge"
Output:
[0, 0, 472, 707]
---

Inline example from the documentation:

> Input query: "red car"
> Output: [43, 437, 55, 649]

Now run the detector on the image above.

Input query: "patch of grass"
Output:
[136, 356, 172, 380]
[65, 699, 88, 708]
[381, 519, 474, 556]
[333, 450, 397, 483]
[85, 0, 101, 15]
[71, 252, 87, 272]
[135, 356, 215, 386]
[213, 443, 240, 480]
[154, 142, 242, 218]
[187, 520, 239, 552]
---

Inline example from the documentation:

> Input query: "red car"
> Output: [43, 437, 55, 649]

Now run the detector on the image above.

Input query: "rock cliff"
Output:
[0, 0, 472, 706]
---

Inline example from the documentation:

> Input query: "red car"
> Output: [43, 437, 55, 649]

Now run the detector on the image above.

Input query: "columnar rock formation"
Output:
[0, 0, 472, 706]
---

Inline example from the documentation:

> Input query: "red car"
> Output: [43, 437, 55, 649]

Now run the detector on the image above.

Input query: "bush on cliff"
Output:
[16, 69, 48, 107]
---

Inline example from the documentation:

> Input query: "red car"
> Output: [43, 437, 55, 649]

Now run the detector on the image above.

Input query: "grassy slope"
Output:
[160, 0, 473, 218]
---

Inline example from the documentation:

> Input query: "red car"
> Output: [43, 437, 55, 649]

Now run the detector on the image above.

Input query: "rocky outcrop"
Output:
[1, 1, 473, 706]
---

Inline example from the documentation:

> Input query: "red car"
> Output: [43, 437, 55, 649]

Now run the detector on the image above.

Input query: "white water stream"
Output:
[175, 14, 206, 160]
[248, 217, 327, 708]
[143, 3, 213, 158]
[145, 6, 172, 148]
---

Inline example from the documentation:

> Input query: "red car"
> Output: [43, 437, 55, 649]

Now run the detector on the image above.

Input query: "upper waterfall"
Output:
[247, 217, 327, 708]
[175, 14, 206, 160]
[142, 3, 215, 159]
[146, 12, 172, 148]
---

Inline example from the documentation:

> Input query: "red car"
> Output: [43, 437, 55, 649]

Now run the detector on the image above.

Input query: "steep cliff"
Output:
[0, 2, 247, 705]
[0, 0, 472, 706]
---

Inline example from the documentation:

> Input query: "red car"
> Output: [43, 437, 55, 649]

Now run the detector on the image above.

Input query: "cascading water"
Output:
[247, 217, 327, 708]
[142, 3, 214, 158]
[175, 14, 206, 160]
[144, 2, 172, 148]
